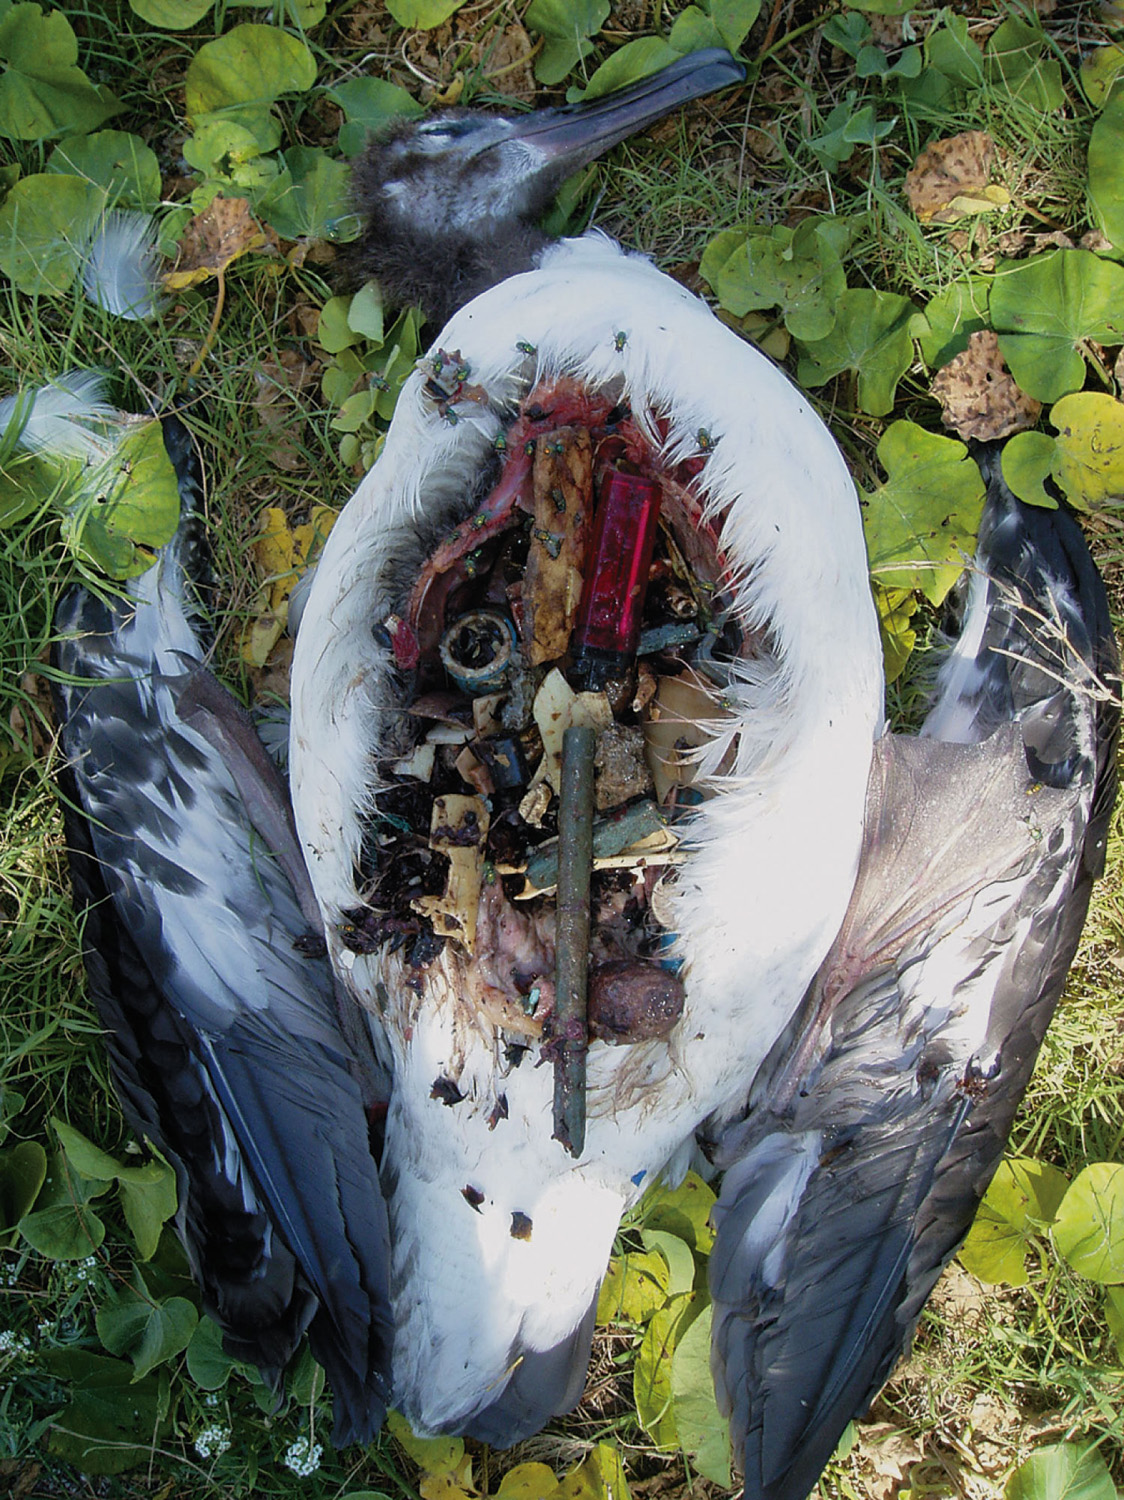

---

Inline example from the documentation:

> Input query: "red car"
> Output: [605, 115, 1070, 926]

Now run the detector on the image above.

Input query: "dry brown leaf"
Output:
[905, 131, 1011, 224]
[481, 21, 536, 102]
[931, 329, 1041, 441]
[165, 197, 267, 289]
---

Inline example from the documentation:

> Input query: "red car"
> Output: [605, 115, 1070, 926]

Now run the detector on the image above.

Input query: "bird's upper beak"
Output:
[506, 48, 745, 172]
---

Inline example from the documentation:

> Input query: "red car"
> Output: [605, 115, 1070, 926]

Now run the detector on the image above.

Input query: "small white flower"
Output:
[194, 1423, 232, 1459]
[36, 1321, 52, 1337]
[0, 1330, 31, 1355]
[282, 1435, 323, 1477]
[204, 1392, 220, 1407]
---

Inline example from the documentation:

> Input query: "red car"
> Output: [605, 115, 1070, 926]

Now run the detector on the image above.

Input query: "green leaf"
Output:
[1088, 89, 1124, 250]
[0, 172, 104, 294]
[0, 2, 122, 141]
[64, 419, 181, 579]
[319, 295, 366, 355]
[640, 1170, 717, 1253]
[822, 12, 871, 60]
[986, 18, 1065, 113]
[96, 1272, 198, 1379]
[53, 1118, 126, 1181]
[926, 13, 984, 89]
[707, 219, 848, 341]
[596, 1249, 670, 1323]
[635, 1292, 698, 1449]
[129, 0, 214, 25]
[1001, 431, 1058, 510]
[704, 0, 760, 52]
[287, 1343, 326, 1405]
[256, 146, 350, 240]
[670, 1302, 732, 1485]
[809, 94, 895, 167]
[51, 1119, 176, 1259]
[862, 421, 986, 603]
[847, 0, 914, 13]
[46, 1353, 166, 1475]
[19, 1150, 109, 1260]
[1081, 44, 1124, 106]
[0, 1139, 47, 1244]
[1005, 1444, 1116, 1500]
[185, 24, 316, 120]
[117, 1159, 177, 1261]
[386, 0, 465, 27]
[47, 130, 161, 210]
[642, 1229, 697, 1297]
[797, 288, 916, 416]
[0, 449, 57, 527]
[990, 251, 1124, 402]
[669, 7, 725, 54]
[526, 0, 609, 85]
[917, 276, 991, 368]
[186, 1314, 244, 1389]
[1049, 392, 1124, 511]
[1053, 1162, 1124, 1284]
[568, 38, 681, 103]
[959, 1157, 1068, 1286]
[331, 76, 424, 155]
[349, 280, 385, 343]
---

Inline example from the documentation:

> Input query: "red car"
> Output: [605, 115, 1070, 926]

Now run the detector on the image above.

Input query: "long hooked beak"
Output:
[508, 48, 745, 171]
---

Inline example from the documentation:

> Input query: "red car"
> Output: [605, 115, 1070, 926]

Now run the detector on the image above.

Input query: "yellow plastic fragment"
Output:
[412, 795, 490, 952]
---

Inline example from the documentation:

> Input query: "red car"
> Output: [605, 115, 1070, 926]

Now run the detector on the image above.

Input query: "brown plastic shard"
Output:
[524, 426, 592, 664]
[411, 794, 490, 951]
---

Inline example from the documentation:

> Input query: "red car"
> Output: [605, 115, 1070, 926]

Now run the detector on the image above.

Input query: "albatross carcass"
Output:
[48, 42, 1118, 1491]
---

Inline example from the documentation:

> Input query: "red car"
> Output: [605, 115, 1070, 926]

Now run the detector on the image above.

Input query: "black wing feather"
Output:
[53, 416, 391, 1444]
[709, 453, 1119, 1500]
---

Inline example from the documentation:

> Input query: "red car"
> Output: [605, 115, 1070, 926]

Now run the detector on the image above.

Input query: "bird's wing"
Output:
[53, 417, 391, 1445]
[708, 459, 1119, 1500]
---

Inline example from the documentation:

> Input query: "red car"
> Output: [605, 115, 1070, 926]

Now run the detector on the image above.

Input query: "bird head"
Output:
[349, 48, 745, 324]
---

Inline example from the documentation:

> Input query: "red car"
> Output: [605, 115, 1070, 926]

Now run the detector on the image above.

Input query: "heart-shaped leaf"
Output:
[1006, 1444, 1116, 1500]
[0, 2, 121, 141]
[525, 0, 609, 85]
[0, 172, 104, 294]
[797, 287, 916, 415]
[991, 250, 1124, 402]
[184, 24, 316, 120]
[959, 1157, 1067, 1286]
[862, 421, 985, 602]
[1053, 1162, 1124, 1284]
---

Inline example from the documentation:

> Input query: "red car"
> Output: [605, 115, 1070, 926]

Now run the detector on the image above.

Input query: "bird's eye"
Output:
[416, 118, 473, 141]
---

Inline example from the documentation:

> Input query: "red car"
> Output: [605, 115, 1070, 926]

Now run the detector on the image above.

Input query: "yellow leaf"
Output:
[253, 506, 297, 610]
[554, 1445, 631, 1500]
[241, 611, 285, 667]
[634, 1292, 697, 1450]
[497, 1461, 563, 1498]
[939, 185, 1012, 219]
[386, 1410, 465, 1476]
[639, 1170, 717, 1253]
[596, 1249, 670, 1324]
[1049, 392, 1124, 510]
